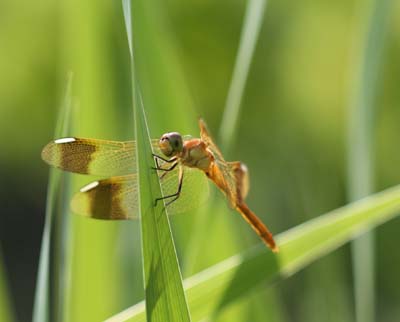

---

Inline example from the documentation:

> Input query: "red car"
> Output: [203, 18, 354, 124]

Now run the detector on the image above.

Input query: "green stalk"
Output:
[347, 1, 392, 322]
[219, 0, 267, 153]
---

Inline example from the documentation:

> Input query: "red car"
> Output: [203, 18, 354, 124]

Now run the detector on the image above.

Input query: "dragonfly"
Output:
[42, 119, 278, 252]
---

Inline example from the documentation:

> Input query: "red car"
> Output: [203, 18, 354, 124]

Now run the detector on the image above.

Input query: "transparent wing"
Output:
[42, 137, 161, 176]
[182, 134, 193, 141]
[198, 119, 238, 204]
[70, 167, 209, 220]
[159, 166, 209, 215]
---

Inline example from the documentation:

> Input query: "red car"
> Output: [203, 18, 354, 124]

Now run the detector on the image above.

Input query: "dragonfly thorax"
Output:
[181, 139, 213, 171]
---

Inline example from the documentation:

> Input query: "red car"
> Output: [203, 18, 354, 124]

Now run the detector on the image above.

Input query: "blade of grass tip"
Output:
[0, 247, 16, 322]
[347, 1, 392, 322]
[219, 0, 267, 154]
[106, 184, 400, 322]
[122, 0, 133, 58]
[32, 73, 73, 322]
[124, 2, 191, 321]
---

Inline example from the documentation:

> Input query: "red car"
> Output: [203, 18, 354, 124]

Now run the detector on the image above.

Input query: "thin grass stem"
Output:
[219, 0, 267, 153]
[347, 1, 392, 322]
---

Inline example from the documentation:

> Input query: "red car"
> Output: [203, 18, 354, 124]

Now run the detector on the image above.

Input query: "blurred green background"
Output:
[1, 0, 400, 321]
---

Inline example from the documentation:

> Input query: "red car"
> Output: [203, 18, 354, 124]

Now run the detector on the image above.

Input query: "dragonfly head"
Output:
[158, 132, 183, 157]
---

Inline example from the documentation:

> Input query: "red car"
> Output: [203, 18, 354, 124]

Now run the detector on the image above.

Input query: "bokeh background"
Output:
[1, 0, 399, 321]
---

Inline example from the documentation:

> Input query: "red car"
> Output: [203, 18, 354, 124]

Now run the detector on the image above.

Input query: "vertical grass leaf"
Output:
[347, 1, 392, 322]
[32, 74, 73, 322]
[219, 0, 267, 154]
[134, 96, 191, 322]
[124, 1, 192, 321]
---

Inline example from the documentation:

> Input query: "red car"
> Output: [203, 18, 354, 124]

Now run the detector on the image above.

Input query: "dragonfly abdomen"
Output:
[236, 203, 278, 252]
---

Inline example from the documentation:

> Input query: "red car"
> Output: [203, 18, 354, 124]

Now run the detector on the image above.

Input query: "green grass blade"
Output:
[347, 1, 392, 322]
[219, 0, 267, 153]
[124, 2, 191, 321]
[106, 184, 400, 321]
[134, 96, 191, 322]
[128, 0, 198, 133]
[32, 75, 73, 322]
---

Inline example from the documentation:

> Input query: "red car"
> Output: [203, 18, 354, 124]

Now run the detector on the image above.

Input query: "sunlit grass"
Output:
[107, 184, 400, 321]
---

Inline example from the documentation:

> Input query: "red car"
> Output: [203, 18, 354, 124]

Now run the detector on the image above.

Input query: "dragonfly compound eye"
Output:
[168, 132, 183, 152]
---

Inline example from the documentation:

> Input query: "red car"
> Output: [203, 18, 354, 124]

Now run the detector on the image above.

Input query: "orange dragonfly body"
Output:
[42, 119, 278, 252]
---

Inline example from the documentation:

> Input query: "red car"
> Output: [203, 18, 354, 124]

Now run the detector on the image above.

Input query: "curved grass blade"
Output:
[106, 184, 400, 321]
[125, 1, 191, 321]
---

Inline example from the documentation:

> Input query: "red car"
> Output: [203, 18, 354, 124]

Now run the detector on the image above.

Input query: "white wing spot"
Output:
[54, 138, 76, 144]
[80, 181, 99, 192]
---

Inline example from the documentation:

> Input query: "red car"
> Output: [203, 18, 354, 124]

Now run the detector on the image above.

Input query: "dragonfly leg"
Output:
[159, 162, 178, 180]
[154, 168, 184, 207]
[153, 156, 161, 169]
[151, 161, 178, 181]
[152, 153, 177, 171]
[152, 153, 177, 163]
[152, 161, 178, 172]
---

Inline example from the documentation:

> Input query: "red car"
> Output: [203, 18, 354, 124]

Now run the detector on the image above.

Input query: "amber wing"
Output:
[41, 137, 138, 176]
[42, 136, 209, 219]
[198, 119, 239, 204]
[70, 166, 208, 219]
